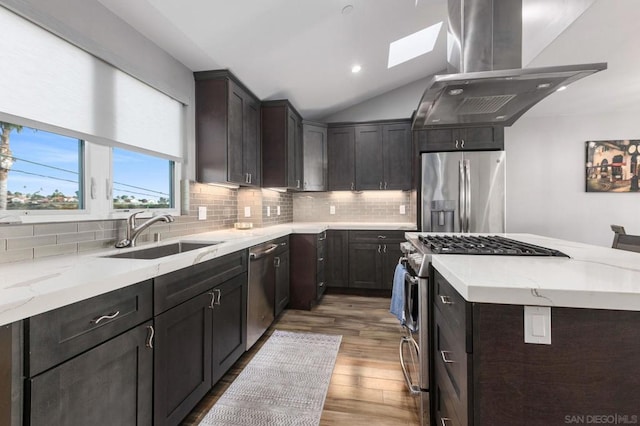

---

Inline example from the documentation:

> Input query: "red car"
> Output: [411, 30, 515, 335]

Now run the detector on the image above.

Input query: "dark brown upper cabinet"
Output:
[354, 121, 412, 190]
[195, 70, 261, 187]
[327, 126, 356, 191]
[261, 100, 303, 190]
[302, 122, 328, 191]
[414, 126, 504, 153]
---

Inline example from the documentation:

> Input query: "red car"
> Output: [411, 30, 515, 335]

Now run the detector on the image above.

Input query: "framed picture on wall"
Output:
[586, 140, 640, 192]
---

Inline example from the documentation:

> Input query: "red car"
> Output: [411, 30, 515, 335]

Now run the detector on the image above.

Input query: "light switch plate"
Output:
[244, 206, 251, 217]
[198, 206, 207, 220]
[330, 205, 336, 215]
[400, 205, 406, 215]
[524, 306, 551, 344]
[277, 205, 281, 216]
[267, 206, 271, 217]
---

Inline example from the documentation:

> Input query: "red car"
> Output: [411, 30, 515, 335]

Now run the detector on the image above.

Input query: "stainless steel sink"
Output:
[104, 241, 222, 259]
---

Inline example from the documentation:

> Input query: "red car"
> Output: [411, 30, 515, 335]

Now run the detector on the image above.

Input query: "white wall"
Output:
[321, 76, 434, 123]
[505, 112, 640, 247]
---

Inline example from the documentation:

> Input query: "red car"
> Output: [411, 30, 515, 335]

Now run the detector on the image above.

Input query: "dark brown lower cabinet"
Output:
[325, 230, 349, 288]
[274, 247, 290, 317]
[347, 231, 405, 290]
[433, 269, 640, 426]
[212, 273, 248, 384]
[290, 232, 326, 310]
[27, 321, 153, 426]
[154, 293, 213, 426]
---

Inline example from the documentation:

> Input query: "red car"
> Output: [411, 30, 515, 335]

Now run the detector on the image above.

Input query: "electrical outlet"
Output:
[198, 206, 207, 220]
[244, 206, 251, 217]
[267, 206, 271, 217]
[400, 205, 406, 215]
[330, 205, 336, 215]
[277, 205, 281, 216]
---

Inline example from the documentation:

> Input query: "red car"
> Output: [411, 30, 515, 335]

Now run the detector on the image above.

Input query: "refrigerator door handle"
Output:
[464, 159, 471, 233]
[458, 160, 465, 231]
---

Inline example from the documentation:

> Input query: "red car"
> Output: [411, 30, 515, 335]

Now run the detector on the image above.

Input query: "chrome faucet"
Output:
[115, 211, 175, 248]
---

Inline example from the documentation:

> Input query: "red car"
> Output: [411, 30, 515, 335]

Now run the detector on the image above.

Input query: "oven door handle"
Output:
[399, 335, 421, 396]
[405, 274, 419, 285]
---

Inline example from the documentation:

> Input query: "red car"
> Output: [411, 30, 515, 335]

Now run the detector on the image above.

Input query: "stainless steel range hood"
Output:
[412, 0, 607, 129]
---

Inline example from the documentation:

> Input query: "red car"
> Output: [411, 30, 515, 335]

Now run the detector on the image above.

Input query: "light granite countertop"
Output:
[0, 222, 415, 326]
[406, 233, 640, 312]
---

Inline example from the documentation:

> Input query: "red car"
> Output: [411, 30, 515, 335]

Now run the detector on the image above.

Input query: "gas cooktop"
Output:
[417, 235, 570, 257]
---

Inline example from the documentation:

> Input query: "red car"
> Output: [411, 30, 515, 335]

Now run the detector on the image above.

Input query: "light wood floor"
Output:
[182, 293, 420, 425]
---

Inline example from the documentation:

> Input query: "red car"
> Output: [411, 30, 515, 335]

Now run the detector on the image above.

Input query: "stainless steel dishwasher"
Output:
[246, 242, 278, 350]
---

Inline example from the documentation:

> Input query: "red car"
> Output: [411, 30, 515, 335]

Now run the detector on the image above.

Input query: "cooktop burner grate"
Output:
[418, 235, 569, 257]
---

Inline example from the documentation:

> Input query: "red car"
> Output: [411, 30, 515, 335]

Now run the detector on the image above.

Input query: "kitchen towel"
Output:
[390, 262, 407, 325]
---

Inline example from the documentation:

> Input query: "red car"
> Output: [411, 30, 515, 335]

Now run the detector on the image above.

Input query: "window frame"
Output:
[0, 116, 182, 224]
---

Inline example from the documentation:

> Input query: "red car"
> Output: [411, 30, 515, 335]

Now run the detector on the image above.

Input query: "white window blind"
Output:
[0, 6, 183, 159]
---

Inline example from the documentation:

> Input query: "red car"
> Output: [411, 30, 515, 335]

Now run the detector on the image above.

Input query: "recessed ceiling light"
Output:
[351, 64, 362, 73]
[387, 21, 443, 68]
[556, 86, 567, 92]
[537, 83, 552, 89]
[448, 88, 463, 96]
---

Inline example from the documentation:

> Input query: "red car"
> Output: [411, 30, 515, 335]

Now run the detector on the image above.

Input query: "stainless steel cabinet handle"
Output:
[274, 256, 281, 267]
[461, 139, 465, 149]
[318, 257, 324, 262]
[214, 288, 221, 306]
[350, 182, 354, 191]
[297, 179, 301, 188]
[383, 244, 387, 253]
[146, 325, 155, 349]
[318, 232, 326, 241]
[455, 139, 459, 149]
[92, 311, 120, 324]
[441, 418, 452, 426]
[440, 350, 455, 363]
[378, 245, 381, 253]
[439, 295, 454, 305]
[378, 235, 387, 239]
[208, 291, 216, 309]
[379, 182, 383, 190]
[384, 181, 388, 189]
[319, 282, 325, 287]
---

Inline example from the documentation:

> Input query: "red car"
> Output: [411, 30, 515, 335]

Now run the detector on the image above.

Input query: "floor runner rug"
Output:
[198, 330, 342, 426]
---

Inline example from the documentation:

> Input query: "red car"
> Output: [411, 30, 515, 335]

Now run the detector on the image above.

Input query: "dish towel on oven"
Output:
[390, 263, 407, 325]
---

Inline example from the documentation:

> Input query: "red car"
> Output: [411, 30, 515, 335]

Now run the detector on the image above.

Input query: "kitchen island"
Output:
[408, 233, 640, 426]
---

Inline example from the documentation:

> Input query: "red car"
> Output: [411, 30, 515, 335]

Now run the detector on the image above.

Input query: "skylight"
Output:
[387, 22, 443, 68]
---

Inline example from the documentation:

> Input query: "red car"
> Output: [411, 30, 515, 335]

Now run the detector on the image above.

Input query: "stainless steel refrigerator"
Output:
[421, 151, 506, 233]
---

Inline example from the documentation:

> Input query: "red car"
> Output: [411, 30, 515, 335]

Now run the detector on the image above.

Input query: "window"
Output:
[112, 148, 174, 210]
[0, 121, 83, 211]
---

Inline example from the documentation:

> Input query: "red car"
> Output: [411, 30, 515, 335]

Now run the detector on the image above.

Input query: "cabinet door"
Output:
[28, 322, 153, 426]
[228, 81, 246, 184]
[348, 243, 383, 289]
[274, 249, 290, 316]
[382, 123, 412, 190]
[154, 293, 212, 426]
[326, 230, 349, 288]
[286, 110, 303, 189]
[212, 273, 248, 384]
[289, 234, 318, 310]
[460, 127, 504, 150]
[327, 126, 356, 190]
[302, 124, 327, 191]
[355, 125, 384, 190]
[243, 94, 261, 186]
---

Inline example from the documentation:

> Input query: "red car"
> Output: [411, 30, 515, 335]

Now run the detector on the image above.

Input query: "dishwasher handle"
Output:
[249, 244, 278, 260]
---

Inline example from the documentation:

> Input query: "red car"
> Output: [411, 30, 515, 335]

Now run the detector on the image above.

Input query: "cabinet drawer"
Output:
[27, 280, 152, 376]
[154, 250, 247, 315]
[349, 230, 405, 243]
[433, 271, 471, 351]
[435, 356, 465, 426]
[435, 307, 469, 425]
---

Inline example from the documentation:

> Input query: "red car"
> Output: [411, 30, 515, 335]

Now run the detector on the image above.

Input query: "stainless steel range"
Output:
[399, 234, 569, 426]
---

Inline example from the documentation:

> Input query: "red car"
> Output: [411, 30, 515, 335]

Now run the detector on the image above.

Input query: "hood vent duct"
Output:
[412, 0, 607, 129]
